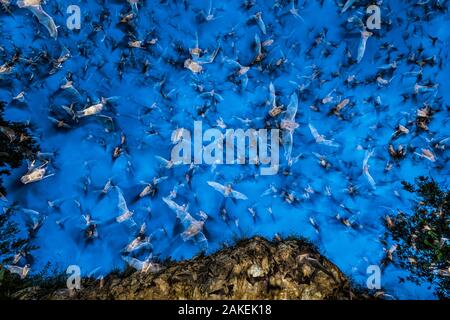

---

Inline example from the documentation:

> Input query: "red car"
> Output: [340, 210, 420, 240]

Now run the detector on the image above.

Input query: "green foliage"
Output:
[385, 176, 449, 299]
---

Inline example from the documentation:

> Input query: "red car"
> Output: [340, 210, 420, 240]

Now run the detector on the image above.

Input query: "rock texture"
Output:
[12, 237, 363, 300]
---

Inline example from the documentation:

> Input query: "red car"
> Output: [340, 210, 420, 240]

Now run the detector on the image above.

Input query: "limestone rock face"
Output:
[13, 237, 361, 300]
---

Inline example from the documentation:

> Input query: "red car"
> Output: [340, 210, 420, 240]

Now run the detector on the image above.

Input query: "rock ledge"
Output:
[13, 237, 363, 300]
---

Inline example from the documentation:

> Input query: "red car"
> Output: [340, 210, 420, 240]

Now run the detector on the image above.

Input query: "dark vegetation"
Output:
[0, 100, 40, 299]
[0, 261, 68, 300]
[384, 176, 449, 299]
[0, 101, 38, 196]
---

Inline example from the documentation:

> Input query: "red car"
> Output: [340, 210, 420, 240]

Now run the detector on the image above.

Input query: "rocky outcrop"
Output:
[12, 237, 364, 300]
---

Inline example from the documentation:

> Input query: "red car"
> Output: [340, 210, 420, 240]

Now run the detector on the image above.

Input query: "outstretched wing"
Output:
[364, 170, 376, 189]
[363, 149, 374, 169]
[5, 265, 22, 275]
[207, 181, 226, 195]
[230, 189, 248, 200]
[122, 256, 143, 271]
[29, 5, 58, 39]
[116, 187, 129, 214]
[283, 130, 293, 161]
[223, 57, 241, 69]
[341, 0, 356, 13]
[255, 33, 262, 55]
[255, 14, 266, 34]
[162, 197, 187, 218]
[269, 82, 276, 107]
[363, 149, 376, 188]
[285, 93, 298, 121]
[309, 123, 339, 147]
[155, 155, 169, 166]
[308, 123, 321, 141]
[198, 46, 220, 64]
[154, 176, 168, 184]
[321, 138, 340, 148]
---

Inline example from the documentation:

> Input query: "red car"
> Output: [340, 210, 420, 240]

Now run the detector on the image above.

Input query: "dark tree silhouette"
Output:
[0, 100, 39, 264]
[384, 176, 449, 299]
[0, 100, 38, 197]
[0, 205, 27, 262]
